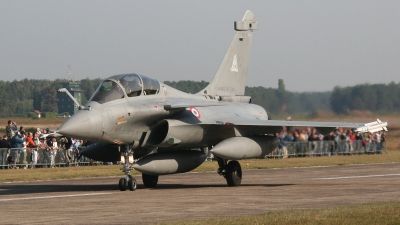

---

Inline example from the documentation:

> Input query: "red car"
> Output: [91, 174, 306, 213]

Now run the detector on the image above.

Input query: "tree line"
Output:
[0, 78, 102, 117]
[330, 82, 400, 114]
[0, 78, 398, 118]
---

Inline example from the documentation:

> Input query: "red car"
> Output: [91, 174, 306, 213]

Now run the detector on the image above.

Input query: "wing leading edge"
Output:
[199, 118, 388, 136]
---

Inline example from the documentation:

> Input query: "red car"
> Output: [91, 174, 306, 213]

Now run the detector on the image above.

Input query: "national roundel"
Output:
[189, 107, 201, 119]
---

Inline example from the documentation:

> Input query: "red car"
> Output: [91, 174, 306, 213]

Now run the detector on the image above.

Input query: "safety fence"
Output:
[0, 140, 387, 168]
[0, 147, 100, 169]
[269, 140, 386, 159]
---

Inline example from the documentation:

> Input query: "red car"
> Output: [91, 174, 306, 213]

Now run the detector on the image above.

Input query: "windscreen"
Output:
[89, 80, 125, 104]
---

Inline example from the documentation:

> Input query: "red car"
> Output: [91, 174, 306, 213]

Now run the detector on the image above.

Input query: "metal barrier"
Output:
[268, 140, 386, 158]
[0, 147, 102, 168]
[0, 140, 387, 168]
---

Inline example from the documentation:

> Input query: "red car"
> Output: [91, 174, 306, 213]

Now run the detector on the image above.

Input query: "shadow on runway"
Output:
[150, 183, 294, 190]
[0, 184, 117, 196]
[0, 183, 294, 196]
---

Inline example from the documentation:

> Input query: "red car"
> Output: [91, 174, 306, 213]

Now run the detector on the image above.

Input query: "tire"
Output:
[119, 178, 127, 191]
[225, 161, 242, 186]
[128, 178, 137, 191]
[142, 173, 159, 188]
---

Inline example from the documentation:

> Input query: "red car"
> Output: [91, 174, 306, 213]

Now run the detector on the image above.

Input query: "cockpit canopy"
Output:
[89, 73, 160, 104]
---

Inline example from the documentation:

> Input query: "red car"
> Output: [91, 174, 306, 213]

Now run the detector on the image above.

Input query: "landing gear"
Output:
[119, 175, 137, 191]
[216, 157, 242, 187]
[127, 175, 137, 191]
[118, 145, 136, 191]
[142, 173, 159, 188]
[225, 161, 242, 186]
[119, 178, 127, 191]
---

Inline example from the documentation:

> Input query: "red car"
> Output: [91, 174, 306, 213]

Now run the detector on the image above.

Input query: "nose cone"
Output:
[58, 110, 102, 141]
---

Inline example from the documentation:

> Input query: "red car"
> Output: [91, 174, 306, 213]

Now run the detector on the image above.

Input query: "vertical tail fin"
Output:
[198, 10, 258, 96]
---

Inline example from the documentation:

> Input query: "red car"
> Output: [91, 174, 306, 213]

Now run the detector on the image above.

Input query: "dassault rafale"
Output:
[58, 10, 388, 191]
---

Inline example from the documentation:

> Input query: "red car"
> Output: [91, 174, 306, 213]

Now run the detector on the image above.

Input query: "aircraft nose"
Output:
[57, 110, 102, 141]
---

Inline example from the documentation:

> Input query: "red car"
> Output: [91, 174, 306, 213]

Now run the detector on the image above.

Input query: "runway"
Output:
[1, 163, 400, 224]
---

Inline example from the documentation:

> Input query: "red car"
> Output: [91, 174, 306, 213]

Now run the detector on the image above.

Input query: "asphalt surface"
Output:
[1, 163, 400, 224]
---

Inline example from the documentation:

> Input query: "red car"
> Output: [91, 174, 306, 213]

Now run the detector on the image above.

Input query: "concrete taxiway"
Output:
[1, 163, 400, 224]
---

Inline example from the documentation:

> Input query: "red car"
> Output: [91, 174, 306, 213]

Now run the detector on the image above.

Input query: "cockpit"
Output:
[89, 73, 160, 104]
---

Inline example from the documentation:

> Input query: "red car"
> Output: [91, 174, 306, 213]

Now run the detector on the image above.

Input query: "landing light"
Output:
[128, 154, 134, 164]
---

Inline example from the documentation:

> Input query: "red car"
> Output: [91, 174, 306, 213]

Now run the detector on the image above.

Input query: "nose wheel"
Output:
[119, 175, 137, 191]
[118, 146, 137, 191]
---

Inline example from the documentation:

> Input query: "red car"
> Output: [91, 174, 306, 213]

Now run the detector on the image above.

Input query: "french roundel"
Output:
[190, 107, 201, 119]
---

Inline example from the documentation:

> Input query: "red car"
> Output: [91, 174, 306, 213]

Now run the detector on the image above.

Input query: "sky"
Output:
[1, 1, 399, 92]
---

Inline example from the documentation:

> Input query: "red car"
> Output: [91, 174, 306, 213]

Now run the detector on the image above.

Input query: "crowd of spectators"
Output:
[276, 125, 386, 158]
[0, 120, 91, 169]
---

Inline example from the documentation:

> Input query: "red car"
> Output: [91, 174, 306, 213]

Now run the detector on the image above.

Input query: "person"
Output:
[355, 132, 363, 154]
[73, 139, 81, 149]
[26, 132, 37, 168]
[18, 131, 29, 169]
[281, 132, 293, 158]
[36, 128, 42, 135]
[374, 132, 382, 153]
[110, 82, 124, 99]
[59, 136, 69, 165]
[339, 131, 347, 154]
[5, 120, 18, 140]
[47, 138, 58, 168]
[344, 130, 351, 155]
[323, 132, 335, 156]
[33, 133, 40, 145]
[308, 132, 319, 156]
[10, 131, 25, 169]
[299, 129, 308, 156]
[72, 139, 81, 164]
[292, 131, 299, 142]
[33, 133, 40, 167]
[380, 131, 386, 153]
[0, 135, 11, 169]
[38, 136, 51, 168]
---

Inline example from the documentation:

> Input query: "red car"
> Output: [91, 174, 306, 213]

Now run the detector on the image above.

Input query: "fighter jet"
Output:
[58, 10, 388, 191]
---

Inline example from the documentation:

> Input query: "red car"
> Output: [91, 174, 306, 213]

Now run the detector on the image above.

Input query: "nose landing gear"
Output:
[118, 145, 137, 191]
[119, 175, 137, 191]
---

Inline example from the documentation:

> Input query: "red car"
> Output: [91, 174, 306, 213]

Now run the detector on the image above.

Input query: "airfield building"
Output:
[57, 81, 83, 116]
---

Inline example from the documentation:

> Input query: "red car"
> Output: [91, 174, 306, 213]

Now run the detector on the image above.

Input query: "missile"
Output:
[133, 150, 206, 175]
[211, 136, 279, 160]
[354, 119, 388, 133]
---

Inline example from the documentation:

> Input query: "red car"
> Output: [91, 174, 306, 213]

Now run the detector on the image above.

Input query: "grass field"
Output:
[158, 201, 400, 225]
[0, 117, 68, 135]
[0, 117, 68, 126]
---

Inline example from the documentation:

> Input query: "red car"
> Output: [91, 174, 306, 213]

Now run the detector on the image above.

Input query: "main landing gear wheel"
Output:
[142, 173, 159, 188]
[225, 160, 242, 186]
